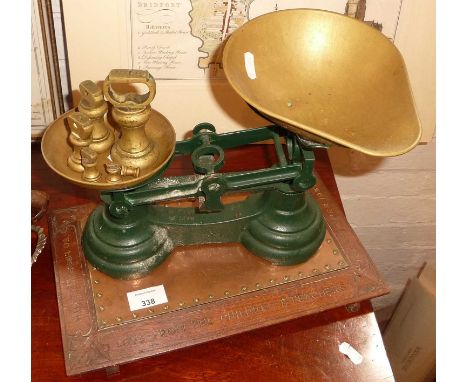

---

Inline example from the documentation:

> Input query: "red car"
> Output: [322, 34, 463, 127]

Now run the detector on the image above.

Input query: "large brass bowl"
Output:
[223, 10, 421, 156]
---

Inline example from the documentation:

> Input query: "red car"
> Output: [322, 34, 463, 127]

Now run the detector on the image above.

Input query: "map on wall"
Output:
[129, 0, 403, 79]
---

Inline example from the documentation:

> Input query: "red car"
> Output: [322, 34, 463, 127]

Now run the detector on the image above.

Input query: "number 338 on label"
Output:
[127, 285, 168, 312]
[141, 298, 156, 307]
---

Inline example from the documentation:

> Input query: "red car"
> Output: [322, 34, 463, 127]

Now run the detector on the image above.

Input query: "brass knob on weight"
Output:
[103, 69, 159, 171]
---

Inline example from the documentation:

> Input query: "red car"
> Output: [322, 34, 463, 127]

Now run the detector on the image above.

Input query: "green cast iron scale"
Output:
[41, 10, 421, 280]
[84, 122, 327, 279]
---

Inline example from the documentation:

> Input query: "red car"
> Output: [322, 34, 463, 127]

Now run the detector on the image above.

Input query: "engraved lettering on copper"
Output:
[64, 250, 74, 272]
[280, 284, 347, 307]
[62, 234, 71, 249]
[313, 186, 336, 218]
[60, 232, 76, 274]
[56, 218, 93, 340]
[155, 316, 212, 337]
[157, 323, 186, 337]
[113, 315, 212, 350]
[55, 214, 78, 234]
[220, 303, 268, 321]
[191, 316, 213, 327]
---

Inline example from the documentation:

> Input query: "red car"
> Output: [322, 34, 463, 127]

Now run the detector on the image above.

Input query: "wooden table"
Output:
[31, 142, 394, 381]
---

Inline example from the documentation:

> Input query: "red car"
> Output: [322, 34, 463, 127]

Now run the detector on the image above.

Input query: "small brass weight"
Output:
[42, 10, 421, 280]
[78, 80, 114, 154]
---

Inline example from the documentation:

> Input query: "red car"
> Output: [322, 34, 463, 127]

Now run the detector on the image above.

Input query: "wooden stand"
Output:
[48, 174, 389, 376]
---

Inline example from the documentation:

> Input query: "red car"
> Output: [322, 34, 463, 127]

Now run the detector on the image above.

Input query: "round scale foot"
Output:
[83, 205, 173, 279]
[241, 190, 326, 265]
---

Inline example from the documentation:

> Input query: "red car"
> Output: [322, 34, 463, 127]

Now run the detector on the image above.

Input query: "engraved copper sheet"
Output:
[85, 220, 349, 329]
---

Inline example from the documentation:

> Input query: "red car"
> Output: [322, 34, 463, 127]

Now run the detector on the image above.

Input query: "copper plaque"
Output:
[89, 224, 348, 328]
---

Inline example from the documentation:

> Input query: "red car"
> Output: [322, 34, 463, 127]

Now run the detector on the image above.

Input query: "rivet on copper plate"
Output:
[148, 308, 154, 313]
[327, 238, 332, 244]
[132, 313, 137, 318]
[96, 292, 103, 298]
[99, 305, 105, 311]
[94, 279, 100, 284]
[333, 249, 338, 255]
[241, 286, 247, 292]
[312, 269, 319, 274]
[298, 271, 304, 277]
[92, 267, 97, 271]
[255, 283, 261, 288]
[324, 264, 332, 271]
[208, 295, 214, 299]
[283, 275, 289, 281]
[317, 193, 322, 197]
[178, 302, 184, 307]
[193, 298, 200, 303]
[116, 316, 122, 322]
[101, 320, 107, 325]
[270, 279, 275, 284]
[224, 290, 230, 296]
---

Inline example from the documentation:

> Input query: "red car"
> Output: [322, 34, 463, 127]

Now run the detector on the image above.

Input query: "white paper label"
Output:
[127, 285, 168, 312]
[244, 52, 257, 80]
[339, 342, 364, 365]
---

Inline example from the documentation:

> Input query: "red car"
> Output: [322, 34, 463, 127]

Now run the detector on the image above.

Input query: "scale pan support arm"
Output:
[223, 9, 422, 157]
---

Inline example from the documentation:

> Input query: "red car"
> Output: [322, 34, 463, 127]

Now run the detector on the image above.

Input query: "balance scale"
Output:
[41, 10, 421, 375]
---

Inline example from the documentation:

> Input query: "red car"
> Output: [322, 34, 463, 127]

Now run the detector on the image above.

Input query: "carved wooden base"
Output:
[48, 177, 389, 376]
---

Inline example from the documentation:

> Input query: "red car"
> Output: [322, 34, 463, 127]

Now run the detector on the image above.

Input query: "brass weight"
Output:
[67, 112, 93, 172]
[103, 69, 159, 171]
[81, 147, 101, 182]
[78, 80, 115, 154]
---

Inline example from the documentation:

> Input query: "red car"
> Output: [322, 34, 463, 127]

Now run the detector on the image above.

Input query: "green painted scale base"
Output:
[83, 124, 327, 279]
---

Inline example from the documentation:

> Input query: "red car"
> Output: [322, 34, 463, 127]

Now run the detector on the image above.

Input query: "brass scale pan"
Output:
[42, 10, 421, 191]
[223, 9, 421, 157]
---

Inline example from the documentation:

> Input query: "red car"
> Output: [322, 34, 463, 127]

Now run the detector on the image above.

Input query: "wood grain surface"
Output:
[31, 142, 394, 381]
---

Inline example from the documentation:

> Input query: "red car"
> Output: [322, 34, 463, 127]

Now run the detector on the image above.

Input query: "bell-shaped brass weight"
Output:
[78, 80, 115, 154]
[103, 69, 159, 171]
[67, 112, 93, 172]
[81, 147, 101, 182]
